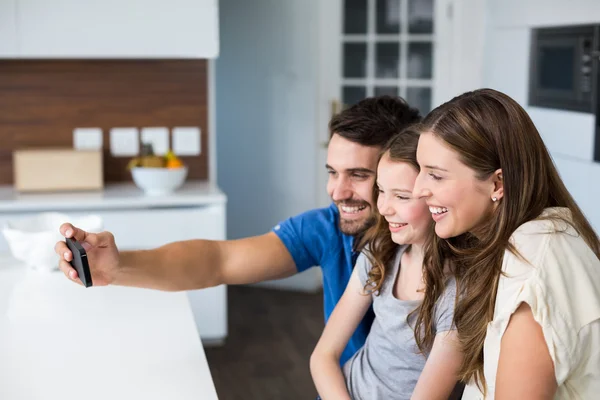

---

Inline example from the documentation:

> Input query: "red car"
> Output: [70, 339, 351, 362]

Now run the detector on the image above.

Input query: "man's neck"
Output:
[351, 231, 365, 252]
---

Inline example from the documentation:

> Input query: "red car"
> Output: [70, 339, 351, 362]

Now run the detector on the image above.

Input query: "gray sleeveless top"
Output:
[342, 245, 457, 400]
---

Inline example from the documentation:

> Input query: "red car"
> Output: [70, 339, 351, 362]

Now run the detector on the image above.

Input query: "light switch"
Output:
[141, 127, 169, 156]
[73, 127, 103, 150]
[172, 127, 201, 156]
[110, 128, 139, 157]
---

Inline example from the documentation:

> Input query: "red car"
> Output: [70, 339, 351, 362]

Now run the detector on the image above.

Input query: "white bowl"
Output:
[2, 212, 103, 272]
[131, 166, 188, 196]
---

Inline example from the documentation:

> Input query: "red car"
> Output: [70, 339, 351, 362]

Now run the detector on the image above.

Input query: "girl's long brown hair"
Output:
[358, 128, 426, 295]
[413, 88, 600, 393]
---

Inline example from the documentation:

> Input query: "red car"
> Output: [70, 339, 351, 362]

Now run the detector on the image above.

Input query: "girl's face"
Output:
[376, 153, 431, 246]
[413, 132, 501, 239]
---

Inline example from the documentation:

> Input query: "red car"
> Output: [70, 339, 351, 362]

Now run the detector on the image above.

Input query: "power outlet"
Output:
[172, 127, 201, 156]
[110, 128, 139, 157]
[141, 127, 169, 156]
[73, 127, 103, 150]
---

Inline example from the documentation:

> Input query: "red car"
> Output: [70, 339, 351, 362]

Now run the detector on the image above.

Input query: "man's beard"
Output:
[339, 210, 376, 236]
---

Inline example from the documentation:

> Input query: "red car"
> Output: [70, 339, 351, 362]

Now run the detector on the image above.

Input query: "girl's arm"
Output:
[310, 268, 373, 400]
[411, 330, 463, 400]
[495, 303, 557, 399]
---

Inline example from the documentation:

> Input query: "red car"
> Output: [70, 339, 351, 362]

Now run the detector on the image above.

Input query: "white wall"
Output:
[215, 0, 322, 291]
[483, 0, 600, 232]
[433, 0, 488, 107]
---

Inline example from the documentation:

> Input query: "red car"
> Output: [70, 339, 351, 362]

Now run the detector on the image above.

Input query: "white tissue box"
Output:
[2, 212, 103, 272]
[13, 148, 103, 193]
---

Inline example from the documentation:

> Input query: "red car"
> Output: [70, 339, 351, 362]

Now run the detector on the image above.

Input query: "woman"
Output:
[310, 130, 463, 400]
[412, 88, 600, 399]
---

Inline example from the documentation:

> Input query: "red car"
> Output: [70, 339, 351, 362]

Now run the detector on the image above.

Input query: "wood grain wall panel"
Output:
[0, 60, 208, 185]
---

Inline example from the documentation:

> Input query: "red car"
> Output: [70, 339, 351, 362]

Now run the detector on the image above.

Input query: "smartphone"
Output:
[65, 237, 93, 288]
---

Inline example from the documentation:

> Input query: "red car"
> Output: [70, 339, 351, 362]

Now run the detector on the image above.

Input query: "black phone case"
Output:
[66, 237, 93, 288]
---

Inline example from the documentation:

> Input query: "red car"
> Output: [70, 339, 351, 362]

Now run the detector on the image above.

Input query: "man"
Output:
[55, 96, 421, 365]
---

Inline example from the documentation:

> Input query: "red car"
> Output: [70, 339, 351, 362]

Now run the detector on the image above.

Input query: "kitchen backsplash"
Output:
[0, 59, 209, 185]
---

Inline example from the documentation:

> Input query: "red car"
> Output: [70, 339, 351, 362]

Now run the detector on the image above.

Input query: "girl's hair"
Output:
[413, 88, 600, 392]
[358, 128, 427, 295]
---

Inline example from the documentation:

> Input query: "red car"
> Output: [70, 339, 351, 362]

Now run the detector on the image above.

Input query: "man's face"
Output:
[326, 134, 381, 235]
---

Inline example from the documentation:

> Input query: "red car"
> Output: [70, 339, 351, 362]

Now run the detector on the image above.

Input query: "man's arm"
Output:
[56, 222, 298, 291]
[118, 232, 297, 291]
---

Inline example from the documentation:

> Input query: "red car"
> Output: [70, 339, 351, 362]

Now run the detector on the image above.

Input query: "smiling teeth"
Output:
[429, 206, 448, 214]
[389, 222, 406, 228]
[341, 205, 367, 213]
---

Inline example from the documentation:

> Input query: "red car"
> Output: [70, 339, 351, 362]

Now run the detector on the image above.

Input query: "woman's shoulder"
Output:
[503, 207, 598, 282]
[500, 207, 600, 330]
[510, 207, 575, 240]
[504, 207, 586, 268]
[491, 210, 600, 387]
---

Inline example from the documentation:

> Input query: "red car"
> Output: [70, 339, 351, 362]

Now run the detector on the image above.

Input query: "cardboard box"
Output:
[13, 149, 103, 192]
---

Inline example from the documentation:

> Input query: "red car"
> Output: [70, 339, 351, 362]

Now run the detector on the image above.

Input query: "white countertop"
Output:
[0, 256, 219, 400]
[0, 181, 227, 213]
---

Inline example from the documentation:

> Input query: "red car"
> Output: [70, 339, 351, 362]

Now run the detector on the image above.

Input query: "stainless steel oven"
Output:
[528, 24, 600, 113]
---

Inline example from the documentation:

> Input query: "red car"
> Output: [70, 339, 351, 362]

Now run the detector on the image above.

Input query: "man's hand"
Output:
[55, 223, 121, 287]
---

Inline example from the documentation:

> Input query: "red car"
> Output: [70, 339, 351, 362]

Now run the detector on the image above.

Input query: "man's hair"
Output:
[328, 95, 422, 147]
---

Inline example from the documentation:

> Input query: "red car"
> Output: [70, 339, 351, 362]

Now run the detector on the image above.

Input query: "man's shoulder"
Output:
[301, 202, 339, 222]
[271, 203, 346, 271]
[274, 203, 340, 233]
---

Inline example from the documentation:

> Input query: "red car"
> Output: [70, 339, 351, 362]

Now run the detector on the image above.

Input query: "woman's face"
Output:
[413, 132, 500, 239]
[376, 153, 431, 246]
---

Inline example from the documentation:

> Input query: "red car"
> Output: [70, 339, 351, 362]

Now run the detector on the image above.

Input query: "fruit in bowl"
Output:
[127, 145, 188, 196]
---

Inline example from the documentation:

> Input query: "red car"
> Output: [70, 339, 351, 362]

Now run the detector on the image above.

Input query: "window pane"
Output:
[406, 87, 432, 114]
[376, 42, 400, 78]
[407, 42, 433, 79]
[375, 86, 399, 97]
[376, 0, 401, 34]
[344, 0, 368, 34]
[408, 0, 434, 34]
[343, 42, 368, 78]
[343, 86, 367, 107]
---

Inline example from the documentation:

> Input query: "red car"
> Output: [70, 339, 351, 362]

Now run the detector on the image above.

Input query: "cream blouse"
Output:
[462, 208, 600, 399]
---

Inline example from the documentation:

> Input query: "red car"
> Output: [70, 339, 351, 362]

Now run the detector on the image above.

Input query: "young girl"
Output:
[310, 130, 463, 400]
[412, 88, 600, 399]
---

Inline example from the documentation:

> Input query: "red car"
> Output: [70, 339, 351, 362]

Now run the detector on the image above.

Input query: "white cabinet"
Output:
[0, 0, 18, 57]
[72, 205, 228, 342]
[0, 182, 228, 343]
[3, 0, 219, 58]
[96, 205, 226, 250]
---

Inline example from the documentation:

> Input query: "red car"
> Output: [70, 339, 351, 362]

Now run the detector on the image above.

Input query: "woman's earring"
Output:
[492, 197, 498, 202]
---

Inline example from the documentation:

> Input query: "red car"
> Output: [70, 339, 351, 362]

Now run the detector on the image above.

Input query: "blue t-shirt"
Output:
[272, 203, 375, 365]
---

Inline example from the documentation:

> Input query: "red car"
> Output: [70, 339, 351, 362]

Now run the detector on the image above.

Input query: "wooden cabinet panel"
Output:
[0, 60, 209, 185]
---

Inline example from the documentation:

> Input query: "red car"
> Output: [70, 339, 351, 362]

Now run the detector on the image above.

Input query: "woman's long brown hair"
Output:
[358, 128, 425, 295]
[413, 88, 600, 393]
